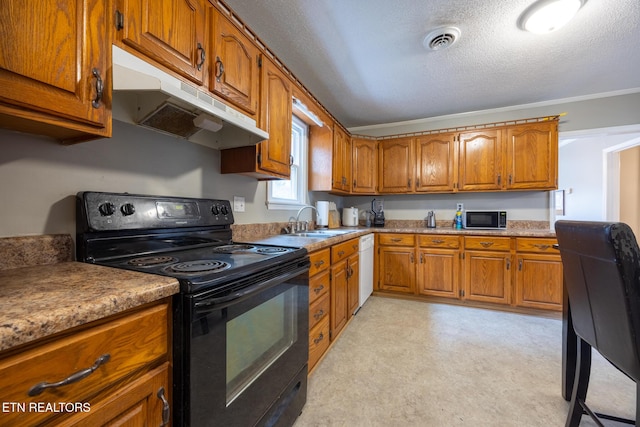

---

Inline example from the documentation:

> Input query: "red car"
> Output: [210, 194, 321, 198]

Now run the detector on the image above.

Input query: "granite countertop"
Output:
[0, 262, 179, 352]
[241, 224, 556, 252]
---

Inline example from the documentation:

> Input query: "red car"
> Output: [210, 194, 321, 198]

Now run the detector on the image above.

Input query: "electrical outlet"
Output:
[233, 196, 245, 212]
[456, 203, 464, 211]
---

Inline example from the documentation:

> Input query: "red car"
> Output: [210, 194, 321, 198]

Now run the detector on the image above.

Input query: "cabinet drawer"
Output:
[516, 238, 559, 254]
[309, 292, 330, 330]
[308, 316, 330, 371]
[309, 268, 330, 305]
[418, 234, 460, 249]
[464, 236, 511, 251]
[379, 233, 415, 246]
[331, 238, 359, 262]
[309, 248, 330, 276]
[0, 303, 168, 426]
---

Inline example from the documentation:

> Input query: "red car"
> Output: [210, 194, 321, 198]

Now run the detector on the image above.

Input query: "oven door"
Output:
[174, 259, 309, 427]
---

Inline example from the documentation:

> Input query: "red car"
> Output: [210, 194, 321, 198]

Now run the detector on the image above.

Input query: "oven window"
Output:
[226, 287, 297, 405]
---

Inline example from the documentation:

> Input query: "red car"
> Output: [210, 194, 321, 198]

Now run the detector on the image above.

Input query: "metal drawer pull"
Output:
[157, 386, 170, 427]
[533, 244, 551, 250]
[313, 259, 325, 268]
[28, 353, 111, 396]
[91, 68, 103, 108]
[314, 310, 325, 320]
[313, 284, 325, 294]
[432, 239, 444, 244]
[391, 238, 402, 242]
[338, 250, 345, 256]
[480, 241, 494, 248]
[314, 333, 324, 344]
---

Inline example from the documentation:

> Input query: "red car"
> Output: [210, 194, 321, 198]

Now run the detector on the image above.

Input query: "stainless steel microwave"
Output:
[462, 210, 507, 229]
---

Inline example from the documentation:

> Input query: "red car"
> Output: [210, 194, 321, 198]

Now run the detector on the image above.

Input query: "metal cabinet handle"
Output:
[506, 258, 511, 270]
[519, 259, 523, 271]
[91, 68, 103, 108]
[313, 259, 325, 268]
[157, 386, 170, 427]
[313, 309, 325, 320]
[28, 354, 111, 396]
[314, 333, 324, 344]
[215, 56, 224, 81]
[391, 238, 402, 242]
[420, 253, 424, 263]
[313, 284, 324, 294]
[196, 42, 206, 71]
[497, 173, 502, 185]
[533, 244, 551, 250]
[480, 241, 494, 248]
[432, 239, 444, 244]
[338, 250, 345, 256]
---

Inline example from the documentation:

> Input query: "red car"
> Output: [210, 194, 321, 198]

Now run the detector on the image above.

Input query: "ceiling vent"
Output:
[423, 27, 461, 51]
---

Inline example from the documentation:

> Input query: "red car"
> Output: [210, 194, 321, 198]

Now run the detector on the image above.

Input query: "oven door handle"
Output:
[194, 265, 308, 312]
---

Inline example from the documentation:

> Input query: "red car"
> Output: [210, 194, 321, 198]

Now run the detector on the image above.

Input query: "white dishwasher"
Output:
[357, 233, 374, 313]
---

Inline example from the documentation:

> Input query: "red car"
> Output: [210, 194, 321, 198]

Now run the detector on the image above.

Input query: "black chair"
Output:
[555, 220, 640, 426]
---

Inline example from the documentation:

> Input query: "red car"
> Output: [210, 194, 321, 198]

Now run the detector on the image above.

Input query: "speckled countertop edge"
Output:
[0, 262, 179, 352]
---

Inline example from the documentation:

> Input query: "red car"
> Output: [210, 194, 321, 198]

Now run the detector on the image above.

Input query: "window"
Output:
[267, 115, 308, 209]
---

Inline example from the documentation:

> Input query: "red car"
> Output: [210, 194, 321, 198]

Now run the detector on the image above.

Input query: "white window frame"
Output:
[266, 115, 308, 210]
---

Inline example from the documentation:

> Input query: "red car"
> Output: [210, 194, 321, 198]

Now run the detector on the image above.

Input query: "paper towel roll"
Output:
[316, 201, 329, 226]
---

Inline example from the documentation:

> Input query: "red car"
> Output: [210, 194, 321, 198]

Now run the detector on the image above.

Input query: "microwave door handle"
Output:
[194, 265, 308, 313]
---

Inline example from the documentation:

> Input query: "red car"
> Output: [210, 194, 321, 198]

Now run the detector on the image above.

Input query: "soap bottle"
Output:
[455, 209, 463, 229]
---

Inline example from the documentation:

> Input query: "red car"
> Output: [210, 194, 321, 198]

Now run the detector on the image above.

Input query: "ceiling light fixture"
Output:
[519, 0, 585, 34]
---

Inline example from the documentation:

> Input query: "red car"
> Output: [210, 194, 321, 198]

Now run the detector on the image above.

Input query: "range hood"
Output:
[111, 45, 268, 149]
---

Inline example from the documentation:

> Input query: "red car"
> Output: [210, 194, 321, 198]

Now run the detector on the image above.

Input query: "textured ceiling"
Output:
[223, 0, 640, 128]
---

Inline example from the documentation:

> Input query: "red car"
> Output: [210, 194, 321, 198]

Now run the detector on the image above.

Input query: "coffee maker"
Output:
[372, 199, 385, 227]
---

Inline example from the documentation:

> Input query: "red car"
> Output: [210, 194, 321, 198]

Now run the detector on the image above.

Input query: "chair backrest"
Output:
[555, 220, 640, 381]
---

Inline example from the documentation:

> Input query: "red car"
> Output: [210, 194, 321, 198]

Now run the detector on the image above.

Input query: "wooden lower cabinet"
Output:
[376, 233, 563, 313]
[330, 238, 359, 340]
[307, 248, 331, 371]
[377, 234, 416, 293]
[417, 235, 461, 299]
[0, 300, 171, 426]
[514, 238, 563, 311]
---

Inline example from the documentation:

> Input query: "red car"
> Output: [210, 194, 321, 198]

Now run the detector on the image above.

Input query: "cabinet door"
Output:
[257, 57, 292, 177]
[415, 133, 457, 192]
[116, 0, 206, 84]
[53, 363, 171, 427]
[331, 259, 349, 339]
[378, 246, 415, 293]
[210, 7, 260, 116]
[347, 254, 360, 317]
[352, 138, 378, 193]
[505, 121, 558, 190]
[515, 254, 563, 310]
[463, 250, 511, 304]
[417, 248, 459, 298]
[458, 129, 503, 191]
[378, 137, 414, 193]
[0, 0, 110, 141]
[332, 126, 351, 192]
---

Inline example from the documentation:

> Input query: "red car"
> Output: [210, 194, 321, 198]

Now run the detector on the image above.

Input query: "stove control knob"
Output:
[220, 205, 229, 215]
[211, 205, 220, 215]
[121, 203, 136, 216]
[98, 202, 115, 216]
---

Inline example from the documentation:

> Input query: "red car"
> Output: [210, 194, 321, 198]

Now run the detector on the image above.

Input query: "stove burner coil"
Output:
[128, 256, 178, 267]
[257, 247, 289, 254]
[168, 260, 231, 274]
[211, 244, 256, 253]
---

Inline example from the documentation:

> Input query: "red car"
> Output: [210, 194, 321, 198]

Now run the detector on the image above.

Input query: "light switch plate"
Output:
[233, 196, 245, 212]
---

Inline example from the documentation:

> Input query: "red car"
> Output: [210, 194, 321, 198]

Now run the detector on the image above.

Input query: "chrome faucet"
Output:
[295, 205, 319, 231]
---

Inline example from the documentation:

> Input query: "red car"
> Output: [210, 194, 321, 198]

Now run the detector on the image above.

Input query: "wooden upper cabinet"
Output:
[257, 56, 292, 177]
[332, 125, 351, 192]
[0, 0, 111, 142]
[352, 137, 378, 194]
[505, 121, 558, 190]
[115, 0, 206, 85]
[209, 7, 260, 116]
[458, 129, 504, 191]
[378, 137, 414, 193]
[415, 133, 457, 192]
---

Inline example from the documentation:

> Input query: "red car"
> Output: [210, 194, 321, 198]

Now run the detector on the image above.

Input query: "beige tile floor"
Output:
[294, 296, 635, 427]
